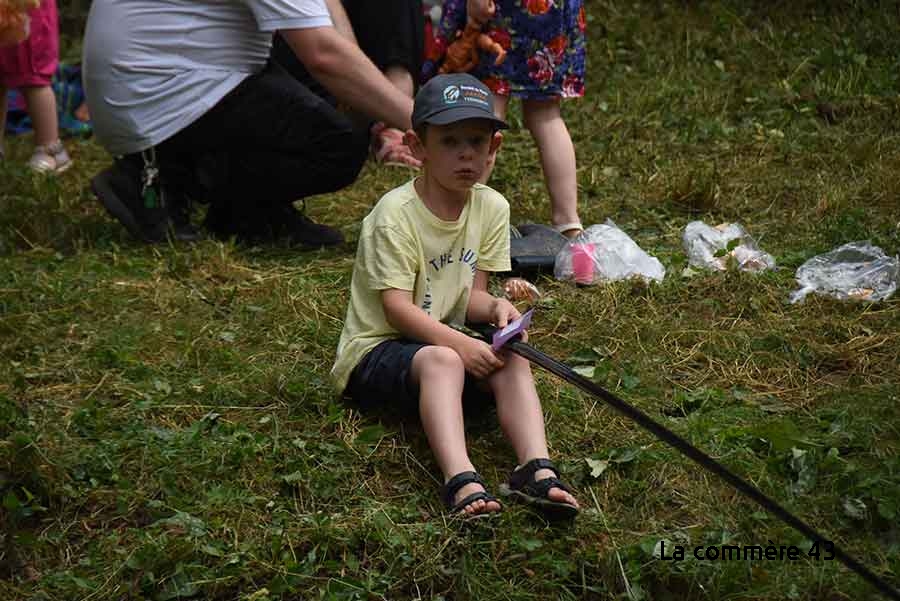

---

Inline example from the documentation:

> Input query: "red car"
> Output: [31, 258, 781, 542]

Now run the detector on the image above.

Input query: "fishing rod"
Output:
[479, 321, 900, 600]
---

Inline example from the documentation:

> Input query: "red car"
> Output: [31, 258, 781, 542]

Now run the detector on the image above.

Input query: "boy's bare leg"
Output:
[522, 97, 582, 237]
[411, 346, 502, 515]
[22, 86, 60, 146]
[488, 353, 579, 508]
[478, 94, 509, 184]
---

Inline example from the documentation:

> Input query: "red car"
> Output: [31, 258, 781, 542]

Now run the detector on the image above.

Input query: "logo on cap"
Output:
[443, 85, 461, 103]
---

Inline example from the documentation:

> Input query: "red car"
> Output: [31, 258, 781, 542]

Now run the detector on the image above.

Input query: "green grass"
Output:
[2, 1, 899, 599]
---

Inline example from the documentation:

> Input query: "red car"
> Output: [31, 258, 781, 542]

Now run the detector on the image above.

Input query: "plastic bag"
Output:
[682, 221, 775, 272]
[554, 221, 666, 285]
[789, 241, 899, 303]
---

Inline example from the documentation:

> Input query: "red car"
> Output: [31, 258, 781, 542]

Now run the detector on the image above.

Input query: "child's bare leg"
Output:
[22, 86, 59, 146]
[411, 346, 502, 515]
[522, 98, 581, 237]
[488, 353, 579, 507]
[478, 94, 509, 184]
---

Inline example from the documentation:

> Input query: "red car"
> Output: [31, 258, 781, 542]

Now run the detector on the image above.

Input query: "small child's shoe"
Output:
[28, 140, 73, 174]
[441, 471, 502, 519]
[499, 458, 579, 520]
[553, 222, 584, 239]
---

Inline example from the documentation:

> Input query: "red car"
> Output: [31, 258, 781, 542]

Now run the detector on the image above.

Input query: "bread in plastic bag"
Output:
[789, 241, 899, 303]
[554, 221, 665, 285]
[682, 221, 775, 272]
[502, 277, 541, 302]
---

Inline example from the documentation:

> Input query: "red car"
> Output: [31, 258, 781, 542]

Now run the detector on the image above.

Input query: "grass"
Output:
[2, 1, 900, 599]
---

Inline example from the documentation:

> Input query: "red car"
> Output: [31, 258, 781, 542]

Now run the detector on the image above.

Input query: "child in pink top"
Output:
[0, 0, 71, 172]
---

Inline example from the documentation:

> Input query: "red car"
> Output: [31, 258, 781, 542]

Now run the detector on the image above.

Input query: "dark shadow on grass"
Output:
[341, 386, 499, 440]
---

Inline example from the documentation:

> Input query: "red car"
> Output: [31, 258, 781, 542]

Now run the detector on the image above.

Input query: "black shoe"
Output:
[272, 203, 344, 248]
[205, 201, 343, 248]
[91, 162, 200, 243]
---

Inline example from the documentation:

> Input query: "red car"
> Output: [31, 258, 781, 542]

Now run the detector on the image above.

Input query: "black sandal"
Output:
[441, 471, 501, 517]
[500, 458, 579, 520]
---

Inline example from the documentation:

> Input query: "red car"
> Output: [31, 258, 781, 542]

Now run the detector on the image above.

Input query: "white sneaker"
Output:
[28, 140, 73, 174]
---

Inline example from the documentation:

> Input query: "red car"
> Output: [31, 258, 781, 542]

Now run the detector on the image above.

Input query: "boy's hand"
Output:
[490, 297, 520, 328]
[490, 297, 528, 342]
[453, 337, 504, 379]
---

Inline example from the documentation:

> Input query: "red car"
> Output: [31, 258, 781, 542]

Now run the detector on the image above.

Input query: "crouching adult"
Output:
[82, 0, 413, 247]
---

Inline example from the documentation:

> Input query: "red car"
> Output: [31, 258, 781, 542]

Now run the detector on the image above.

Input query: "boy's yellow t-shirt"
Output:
[332, 179, 511, 392]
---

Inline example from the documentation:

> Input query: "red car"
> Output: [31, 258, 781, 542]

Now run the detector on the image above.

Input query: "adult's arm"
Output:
[322, 0, 357, 44]
[280, 27, 414, 131]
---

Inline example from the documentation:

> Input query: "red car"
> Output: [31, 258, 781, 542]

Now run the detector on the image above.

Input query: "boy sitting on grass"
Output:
[332, 73, 579, 519]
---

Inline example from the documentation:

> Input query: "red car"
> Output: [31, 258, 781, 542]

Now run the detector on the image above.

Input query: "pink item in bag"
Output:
[571, 243, 596, 285]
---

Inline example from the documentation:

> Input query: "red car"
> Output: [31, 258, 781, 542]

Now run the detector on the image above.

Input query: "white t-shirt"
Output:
[82, 0, 332, 156]
[331, 179, 511, 392]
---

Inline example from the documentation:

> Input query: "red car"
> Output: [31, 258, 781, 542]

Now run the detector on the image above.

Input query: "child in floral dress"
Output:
[424, 0, 587, 237]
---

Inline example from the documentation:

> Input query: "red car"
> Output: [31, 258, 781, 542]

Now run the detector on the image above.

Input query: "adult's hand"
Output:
[371, 123, 422, 168]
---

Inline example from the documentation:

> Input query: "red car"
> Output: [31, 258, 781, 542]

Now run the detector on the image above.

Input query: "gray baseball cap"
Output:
[412, 73, 508, 131]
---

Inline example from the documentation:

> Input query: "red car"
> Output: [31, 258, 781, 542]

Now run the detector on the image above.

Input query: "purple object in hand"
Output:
[491, 309, 534, 351]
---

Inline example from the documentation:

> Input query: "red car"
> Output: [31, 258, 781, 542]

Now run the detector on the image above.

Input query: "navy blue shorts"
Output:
[345, 339, 493, 409]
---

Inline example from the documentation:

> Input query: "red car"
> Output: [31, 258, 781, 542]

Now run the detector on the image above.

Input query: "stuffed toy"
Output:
[439, 0, 506, 74]
[0, 0, 40, 47]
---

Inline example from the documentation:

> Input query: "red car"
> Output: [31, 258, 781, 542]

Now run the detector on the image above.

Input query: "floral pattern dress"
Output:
[422, 0, 586, 100]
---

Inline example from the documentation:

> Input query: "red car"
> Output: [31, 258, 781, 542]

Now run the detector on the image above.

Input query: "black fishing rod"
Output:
[487, 329, 899, 600]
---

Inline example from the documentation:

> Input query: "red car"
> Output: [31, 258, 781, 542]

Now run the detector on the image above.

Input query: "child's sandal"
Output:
[441, 471, 501, 518]
[553, 222, 584, 239]
[500, 458, 579, 520]
[28, 140, 73, 174]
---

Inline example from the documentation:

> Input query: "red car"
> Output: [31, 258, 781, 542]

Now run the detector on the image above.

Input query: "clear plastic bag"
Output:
[682, 221, 775, 272]
[789, 241, 899, 303]
[554, 221, 666, 285]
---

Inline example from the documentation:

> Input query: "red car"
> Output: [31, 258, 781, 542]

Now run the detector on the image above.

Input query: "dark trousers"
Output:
[343, 0, 424, 78]
[125, 60, 369, 222]
[272, 0, 424, 92]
